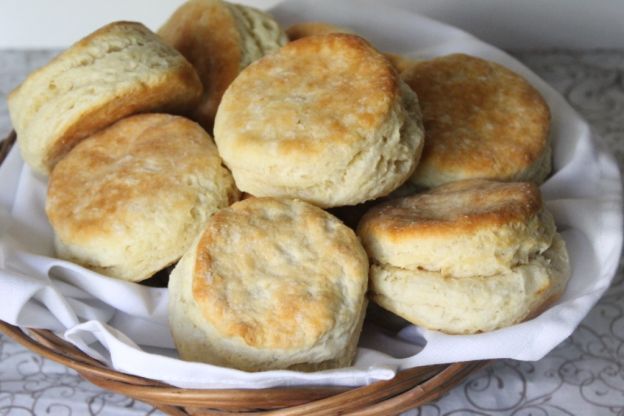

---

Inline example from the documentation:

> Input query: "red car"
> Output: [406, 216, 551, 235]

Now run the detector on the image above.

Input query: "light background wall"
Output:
[1, 0, 623, 49]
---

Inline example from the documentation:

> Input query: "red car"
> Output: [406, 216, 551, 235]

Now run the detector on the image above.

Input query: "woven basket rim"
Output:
[0, 130, 488, 415]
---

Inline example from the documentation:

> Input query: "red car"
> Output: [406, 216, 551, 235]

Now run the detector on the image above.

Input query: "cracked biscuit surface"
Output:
[214, 34, 425, 208]
[168, 197, 369, 371]
[46, 114, 238, 282]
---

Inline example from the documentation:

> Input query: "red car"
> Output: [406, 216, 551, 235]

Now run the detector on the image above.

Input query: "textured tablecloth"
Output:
[1, 49, 623, 415]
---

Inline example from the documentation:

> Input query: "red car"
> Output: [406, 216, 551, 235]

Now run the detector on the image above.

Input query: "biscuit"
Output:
[357, 179, 570, 334]
[9, 21, 202, 175]
[168, 197, 369, 371]
[46, 114, 239, 282]
[285, 21, 354, 40]
[214, 34, 425, 208]
[402, 54, 551, 187]
[158, 0, 287, 130]
[358, 180, 556, 278]
[370, 234, 569, 334]
[286, 23, 416, 74]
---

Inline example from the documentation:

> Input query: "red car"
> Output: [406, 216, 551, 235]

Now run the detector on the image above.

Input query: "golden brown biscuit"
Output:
[214, 34, 425, 208]
[357, 179, 569, 334]
[286, 22, 416, 74]
[9, 21, 202, 175]
[158, 0, 287, 130]
[403, 53, 551, 187]
[358, 179, 555, 277]
[46, 114, 239, 282]
[370, 234, 569, 334]
[168, 197, 369, 371]
[285, 21, 354, 40]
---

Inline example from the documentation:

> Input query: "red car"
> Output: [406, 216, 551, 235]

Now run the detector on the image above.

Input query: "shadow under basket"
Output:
[0, 131, 488, 415]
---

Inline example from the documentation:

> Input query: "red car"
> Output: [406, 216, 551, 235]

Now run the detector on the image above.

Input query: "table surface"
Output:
[1, 49, 623, 416]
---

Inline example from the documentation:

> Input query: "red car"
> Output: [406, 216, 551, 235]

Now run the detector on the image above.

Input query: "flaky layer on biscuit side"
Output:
[370, 234, 570, 334]
[358, 180, 556, 277]
[9, 22, 202, 175]
[361, 207, 556, 278]
[226, 3, 288, 68]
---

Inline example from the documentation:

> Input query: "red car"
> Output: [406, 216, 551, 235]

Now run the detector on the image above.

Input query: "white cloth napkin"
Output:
[0, 0, 621, 390]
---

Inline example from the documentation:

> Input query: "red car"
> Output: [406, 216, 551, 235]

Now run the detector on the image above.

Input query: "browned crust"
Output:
[46, 61, 201, 170]
[9, 21, 136, 100]
[285, 21, 353, 41]
[46, 114, 225, 243]
[216, 34, 399, 160]
[286, 24, 416, 76]
[10, 21, 203, 174]
[190, 197, 368, 350]
[190, 200, 335, 349]
[158, 0, 243, 130]
[403, 53, 550, 185]
[358, 179, 543, 239]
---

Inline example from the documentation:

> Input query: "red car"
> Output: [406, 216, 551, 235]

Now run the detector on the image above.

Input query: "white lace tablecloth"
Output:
[1, 49, 623, 415]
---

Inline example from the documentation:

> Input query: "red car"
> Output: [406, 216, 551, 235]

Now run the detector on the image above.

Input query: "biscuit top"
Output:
[357, 180, 555, 277]
[46, 114, 237, 269]
[214, 34, 399, 169]
[403, 54, 550, 186]
[361, 180, 543, 237]
[191, 197, 368, 350]
[285, 21, 354, 40]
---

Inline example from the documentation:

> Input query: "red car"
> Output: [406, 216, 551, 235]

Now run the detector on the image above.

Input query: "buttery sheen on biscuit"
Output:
[168, 197, 369, 371]
[158, 0, 287, 130]
[9, 21, 202, 175]
[46, 114, 239, 282]
[214, 34, 425, 208]
[357, 180, 570, 334]
[403, 54, 551, 188]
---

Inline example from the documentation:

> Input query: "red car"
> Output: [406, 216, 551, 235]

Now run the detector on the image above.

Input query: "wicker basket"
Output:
[0, 131, 487, 415]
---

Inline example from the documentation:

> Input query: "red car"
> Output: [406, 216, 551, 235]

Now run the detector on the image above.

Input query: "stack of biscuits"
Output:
[8, 0, 570, 372]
